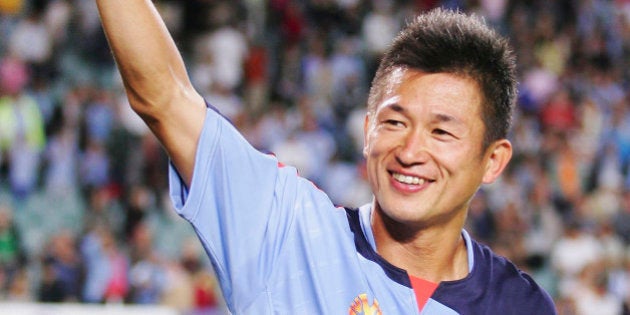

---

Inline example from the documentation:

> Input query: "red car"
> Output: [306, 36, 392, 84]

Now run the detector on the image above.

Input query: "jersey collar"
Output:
[345, 204, 475, 287]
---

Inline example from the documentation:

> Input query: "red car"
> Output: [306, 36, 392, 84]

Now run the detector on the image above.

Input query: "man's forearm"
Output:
[96, 0, 206, 186]
[96, 0, 195, 115]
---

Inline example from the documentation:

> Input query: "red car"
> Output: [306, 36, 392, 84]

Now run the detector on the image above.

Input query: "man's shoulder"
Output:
[471, 240, 557, 313]
[472, 240, 541, 290]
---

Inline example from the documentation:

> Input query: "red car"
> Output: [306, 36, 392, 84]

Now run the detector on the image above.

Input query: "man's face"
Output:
[363, 69, 509, 229]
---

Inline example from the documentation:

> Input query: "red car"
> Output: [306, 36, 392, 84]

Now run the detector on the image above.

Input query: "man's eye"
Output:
[433, 128, 451, 136]
[384, 120, 403, 127]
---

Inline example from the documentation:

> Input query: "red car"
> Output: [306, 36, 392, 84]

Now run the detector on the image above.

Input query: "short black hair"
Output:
[367, 8, 517, 149]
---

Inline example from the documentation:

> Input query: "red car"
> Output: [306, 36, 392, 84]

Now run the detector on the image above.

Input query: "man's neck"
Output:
[370, 207, 469, 283]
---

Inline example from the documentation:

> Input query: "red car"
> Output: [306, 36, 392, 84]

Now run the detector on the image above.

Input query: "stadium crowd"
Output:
[1, 0, 630, 314]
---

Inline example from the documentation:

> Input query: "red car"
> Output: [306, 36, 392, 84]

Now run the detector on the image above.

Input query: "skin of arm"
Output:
[96, 0, 206, 186]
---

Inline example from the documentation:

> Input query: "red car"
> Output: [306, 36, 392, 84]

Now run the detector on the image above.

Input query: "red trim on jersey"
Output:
[409, 275, 439, 312]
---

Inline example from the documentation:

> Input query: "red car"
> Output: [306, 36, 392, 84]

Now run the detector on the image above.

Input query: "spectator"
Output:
[80, 224, 128, 303]
[127, 223, 166, 304]
[571, 263, 623, 315]
[8, 9, 53, 78]
[465, 190, 496, 246]
[361, 0, 399, 76]
[40, 230, 83, 302]
[0, 56, 46, 200]
[612, 189, 630, 244]
[551, 220, 602, 294]
[0, 204, 25, 295]
[195, 20, 248, 91]
[38, 257, 65, 302]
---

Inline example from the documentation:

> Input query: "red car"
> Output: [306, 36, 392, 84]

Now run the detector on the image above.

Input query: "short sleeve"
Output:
[168, 107, 301, 304]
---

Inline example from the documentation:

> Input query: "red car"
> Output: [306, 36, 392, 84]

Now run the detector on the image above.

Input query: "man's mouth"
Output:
[391, 172, 427, 185]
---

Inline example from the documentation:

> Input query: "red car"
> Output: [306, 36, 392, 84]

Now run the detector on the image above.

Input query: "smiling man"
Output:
[97, 1, 556, 313]
[365, 70, 501, 283]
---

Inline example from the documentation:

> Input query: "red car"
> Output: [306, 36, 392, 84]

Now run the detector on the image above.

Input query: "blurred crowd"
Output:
[1, 0, 630, 314]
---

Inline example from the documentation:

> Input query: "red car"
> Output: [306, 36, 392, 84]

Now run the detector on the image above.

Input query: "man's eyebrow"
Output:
[380, 104, 462, 125]
[434, 113, 457, 123]
[381, 103, 405, 113]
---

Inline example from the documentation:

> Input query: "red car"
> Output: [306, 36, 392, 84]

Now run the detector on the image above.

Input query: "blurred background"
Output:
[0, 0, 629, 314]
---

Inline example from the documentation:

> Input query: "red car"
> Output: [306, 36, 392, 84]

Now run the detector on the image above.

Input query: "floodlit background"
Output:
[0, 0, 630, 314]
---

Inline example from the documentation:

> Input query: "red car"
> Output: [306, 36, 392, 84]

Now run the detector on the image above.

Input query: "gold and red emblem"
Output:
[349, 293, 382, 315]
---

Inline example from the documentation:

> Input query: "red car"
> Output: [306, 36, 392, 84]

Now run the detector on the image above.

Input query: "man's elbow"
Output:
[124, 81, 201, 123]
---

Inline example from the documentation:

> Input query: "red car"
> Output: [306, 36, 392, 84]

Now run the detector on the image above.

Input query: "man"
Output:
[97, 1, 556, 313]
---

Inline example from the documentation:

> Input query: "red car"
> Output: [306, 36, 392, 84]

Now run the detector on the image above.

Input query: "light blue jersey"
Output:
[169, 107, 556, 314]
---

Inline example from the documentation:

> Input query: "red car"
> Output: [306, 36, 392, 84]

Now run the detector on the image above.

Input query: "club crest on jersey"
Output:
[348, 293, 382, 315]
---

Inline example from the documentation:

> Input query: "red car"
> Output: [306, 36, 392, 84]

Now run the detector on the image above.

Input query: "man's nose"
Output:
[396, 131, 430, 166]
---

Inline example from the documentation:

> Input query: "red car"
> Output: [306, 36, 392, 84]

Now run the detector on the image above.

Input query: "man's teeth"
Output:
[392, 173, 426, 185]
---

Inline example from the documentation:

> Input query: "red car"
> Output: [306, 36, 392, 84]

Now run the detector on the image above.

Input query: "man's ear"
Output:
[482, 139, 512, 184]
[363, 114, 370, 158]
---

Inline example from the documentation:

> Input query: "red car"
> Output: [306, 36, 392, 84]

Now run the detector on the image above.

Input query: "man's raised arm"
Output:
[97, 0, 206, 185]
